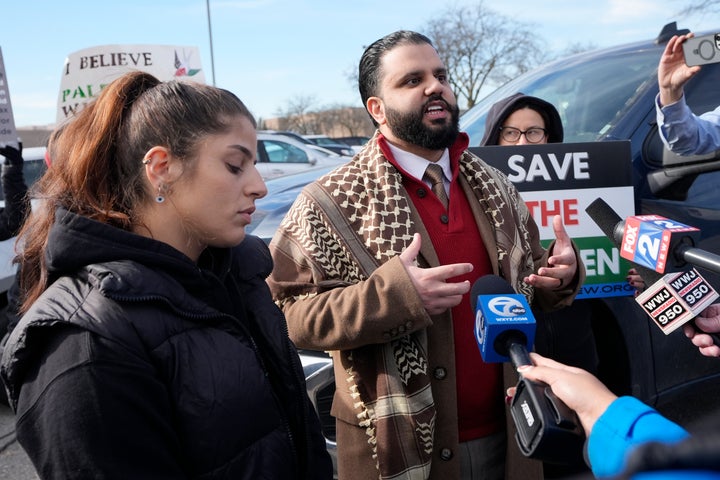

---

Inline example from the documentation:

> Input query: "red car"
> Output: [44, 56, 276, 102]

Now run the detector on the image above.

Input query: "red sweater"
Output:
[380, 136, 505, 442]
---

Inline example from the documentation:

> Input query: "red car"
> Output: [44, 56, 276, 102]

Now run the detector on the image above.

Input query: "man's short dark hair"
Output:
[358, 31, 434, 112]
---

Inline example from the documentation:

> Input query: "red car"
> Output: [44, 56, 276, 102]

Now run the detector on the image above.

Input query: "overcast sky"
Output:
[1, 0, 716, 127]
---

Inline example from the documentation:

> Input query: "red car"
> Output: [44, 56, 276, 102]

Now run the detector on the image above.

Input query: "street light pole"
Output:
[206, 0, 216, 86]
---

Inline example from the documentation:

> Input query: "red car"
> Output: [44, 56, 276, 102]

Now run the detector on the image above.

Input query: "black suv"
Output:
[460, 21, 720, 426]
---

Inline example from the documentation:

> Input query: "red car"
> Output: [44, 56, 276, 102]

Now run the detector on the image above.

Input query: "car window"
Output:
[0, 158, 47, 201]
[461, 47, 661, 145]
[261, 140, 309, 164]
[643, 65, 720, 208]
[684, 64, 720, 122]
[655, 65, 720, 209]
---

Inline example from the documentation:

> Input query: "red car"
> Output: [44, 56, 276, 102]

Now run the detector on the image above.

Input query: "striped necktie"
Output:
[424, 163, 448, 209]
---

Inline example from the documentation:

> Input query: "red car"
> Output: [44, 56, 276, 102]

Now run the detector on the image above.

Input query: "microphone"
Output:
[586, 198, 720, 342]
[636, 267, 719, 334]
[471, 274, 535, 366]
[471, 274, 585, 464]
[621, 214, 700, 273]
[586, 198, 720, 274]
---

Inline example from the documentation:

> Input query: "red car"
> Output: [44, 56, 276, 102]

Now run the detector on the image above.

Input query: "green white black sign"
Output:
[469, 141, 635, 299]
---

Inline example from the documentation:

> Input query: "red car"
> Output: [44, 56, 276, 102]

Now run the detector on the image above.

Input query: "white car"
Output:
[256, 133, 348, 180]
[302, 134, 356, 157]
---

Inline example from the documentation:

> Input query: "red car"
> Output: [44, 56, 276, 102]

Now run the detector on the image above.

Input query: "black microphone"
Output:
[586, 198, 720, 274]
[586, 198, 720, 343]
[471, 274, 585, 464]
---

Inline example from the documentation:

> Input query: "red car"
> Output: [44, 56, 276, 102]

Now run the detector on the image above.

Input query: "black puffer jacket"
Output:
[1, 208, 332, 479]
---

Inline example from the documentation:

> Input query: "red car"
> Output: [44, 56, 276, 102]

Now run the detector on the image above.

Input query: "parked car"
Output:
[332, 135, 370, 153]
[246, 164, 336, 241]
[256, 133, 347, 180]
[244, 22, 720, 477]
[259, 130, 351, 158]
[259, 129, 314, 144]
[303, 134, 356, 157]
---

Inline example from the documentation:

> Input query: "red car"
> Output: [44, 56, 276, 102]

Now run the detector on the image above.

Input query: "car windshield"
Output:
[461, 46, 661, 145]
[263, 140, 309, 163]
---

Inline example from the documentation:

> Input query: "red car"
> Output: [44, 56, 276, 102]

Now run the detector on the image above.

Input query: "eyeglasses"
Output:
[499, 126, 547, 144]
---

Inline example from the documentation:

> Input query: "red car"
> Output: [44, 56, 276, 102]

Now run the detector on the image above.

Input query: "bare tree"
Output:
[423, 2, 548, 109]
[273, 94, 322, 134]
[318, 104, 374, 137]
[679, 0, 720, 15]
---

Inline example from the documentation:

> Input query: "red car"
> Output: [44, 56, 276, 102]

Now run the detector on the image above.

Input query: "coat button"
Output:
[433, 367, 447, 380]
[440, 214, 449, 224]
[417, 188, 427, 198]
[440, 448, 453, 461]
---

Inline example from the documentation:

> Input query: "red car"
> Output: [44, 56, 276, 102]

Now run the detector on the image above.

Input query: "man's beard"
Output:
[384, 98, 460, 150]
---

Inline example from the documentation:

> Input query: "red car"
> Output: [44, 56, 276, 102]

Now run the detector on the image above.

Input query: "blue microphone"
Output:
[469, 274, 585, 464]
[471, 274, 535, 366]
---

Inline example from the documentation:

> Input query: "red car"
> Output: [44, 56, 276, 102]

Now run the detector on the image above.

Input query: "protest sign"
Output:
[469, 141, 635, 299]
[57, 44, 205, 123]
[0, 47, 18, 148]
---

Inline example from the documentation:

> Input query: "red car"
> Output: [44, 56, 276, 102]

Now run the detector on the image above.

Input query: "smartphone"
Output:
[683, 33, 720, 67]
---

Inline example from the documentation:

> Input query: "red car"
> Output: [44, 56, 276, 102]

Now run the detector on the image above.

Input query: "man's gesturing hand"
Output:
[399, 233, 473, 315]
[525, 215, 577, 291]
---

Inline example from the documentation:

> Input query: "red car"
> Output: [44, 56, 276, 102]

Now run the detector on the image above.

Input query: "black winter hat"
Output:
[480, 92, 564, 146]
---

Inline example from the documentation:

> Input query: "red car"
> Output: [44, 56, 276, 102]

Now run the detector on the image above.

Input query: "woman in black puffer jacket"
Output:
[0, 71, 332, 480]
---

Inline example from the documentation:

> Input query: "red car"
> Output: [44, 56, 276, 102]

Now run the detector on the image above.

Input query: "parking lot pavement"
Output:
[0, 404, 38, 479]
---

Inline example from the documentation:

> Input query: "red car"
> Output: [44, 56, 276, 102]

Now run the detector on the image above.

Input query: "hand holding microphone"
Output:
[511, 352, 618, 438]
[684, 304, 720, 357]
[471, 274, 585, 463]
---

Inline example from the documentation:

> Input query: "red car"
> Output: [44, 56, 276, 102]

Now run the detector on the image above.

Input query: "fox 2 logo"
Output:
[634, 224, 664, 268]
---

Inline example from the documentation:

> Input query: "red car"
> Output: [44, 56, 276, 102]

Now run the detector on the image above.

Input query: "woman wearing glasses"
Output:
[480, 92, 563, 146]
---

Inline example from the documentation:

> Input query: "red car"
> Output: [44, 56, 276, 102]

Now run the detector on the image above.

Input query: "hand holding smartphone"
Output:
[683, 33, 720, 67]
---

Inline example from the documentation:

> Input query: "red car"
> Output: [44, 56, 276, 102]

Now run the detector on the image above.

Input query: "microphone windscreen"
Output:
[585, 197, 663, 284]
[586, 197, 622, 245]
[470, 274, 515, 310]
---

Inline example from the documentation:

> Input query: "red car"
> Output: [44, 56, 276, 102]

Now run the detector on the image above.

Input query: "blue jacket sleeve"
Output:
[656, 94, 720, 156]
[587, 396, 688, 478]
